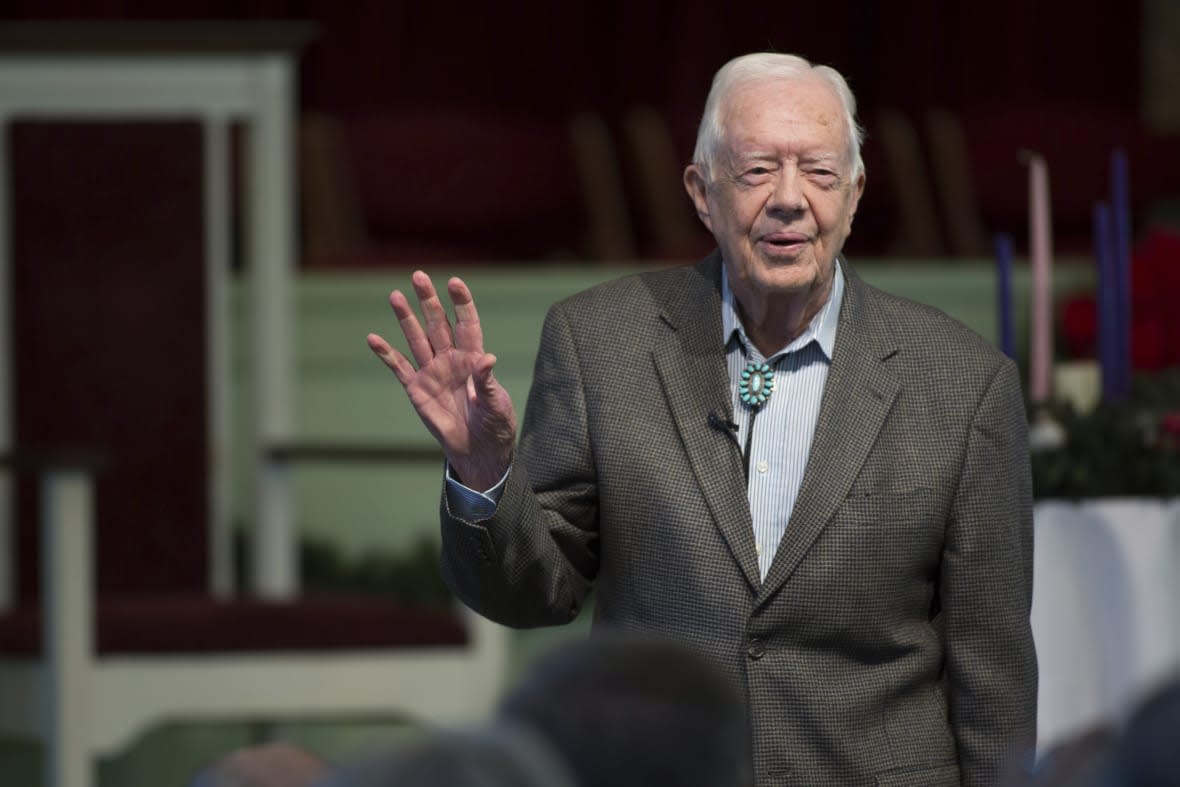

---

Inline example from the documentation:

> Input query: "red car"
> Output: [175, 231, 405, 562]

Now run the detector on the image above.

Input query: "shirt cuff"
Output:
[444, 463, 510, 522]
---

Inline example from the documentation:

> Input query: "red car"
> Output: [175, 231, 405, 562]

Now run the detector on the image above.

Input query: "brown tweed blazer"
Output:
[440, 252, 1037, 787]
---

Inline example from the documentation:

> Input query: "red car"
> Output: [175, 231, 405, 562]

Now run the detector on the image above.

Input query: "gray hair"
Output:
[692, 52, 865, 182]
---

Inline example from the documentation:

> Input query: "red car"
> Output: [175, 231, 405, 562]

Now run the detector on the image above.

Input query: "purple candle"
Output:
[1093, 201, 1117, 401]
[994, 233, 1015, 360]
[1110, 149, 1132, 400]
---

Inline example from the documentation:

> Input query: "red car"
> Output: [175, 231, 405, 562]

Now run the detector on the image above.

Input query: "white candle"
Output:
[1026, 153, 1053, 404]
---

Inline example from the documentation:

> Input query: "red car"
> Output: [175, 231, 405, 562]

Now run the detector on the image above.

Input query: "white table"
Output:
[1032, 498, 1180, 749]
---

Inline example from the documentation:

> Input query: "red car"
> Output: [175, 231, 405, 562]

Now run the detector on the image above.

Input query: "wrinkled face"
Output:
[685, 76, 864, 306]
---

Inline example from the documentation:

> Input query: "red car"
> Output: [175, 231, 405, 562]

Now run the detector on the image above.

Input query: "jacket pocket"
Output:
[875, 761, 960, 786]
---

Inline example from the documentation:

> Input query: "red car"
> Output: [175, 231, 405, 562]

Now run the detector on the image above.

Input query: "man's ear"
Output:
[845, 170, 866, 233]
[683, 164, 713, 233]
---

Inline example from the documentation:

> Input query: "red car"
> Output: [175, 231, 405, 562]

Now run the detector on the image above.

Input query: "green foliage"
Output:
[300, 534, 454, 608]
[234, 529, 454, 609]
[1031, 369, 1180, 498]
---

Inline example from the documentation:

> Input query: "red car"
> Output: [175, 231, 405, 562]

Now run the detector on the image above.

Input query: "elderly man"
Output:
[368, 52, 1037, 786]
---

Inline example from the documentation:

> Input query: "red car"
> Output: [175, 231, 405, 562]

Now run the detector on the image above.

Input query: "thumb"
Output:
[474, 351, 502, 387]
[471, 353, 500, 396]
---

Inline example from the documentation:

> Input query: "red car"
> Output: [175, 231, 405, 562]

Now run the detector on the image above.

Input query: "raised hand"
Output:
[367, 271, 517, 492]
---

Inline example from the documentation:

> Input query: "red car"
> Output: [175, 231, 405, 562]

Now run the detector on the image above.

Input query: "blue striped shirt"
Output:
[722, 263, 844, 579]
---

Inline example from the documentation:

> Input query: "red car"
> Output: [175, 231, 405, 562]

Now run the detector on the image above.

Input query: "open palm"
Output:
[367, 271, 517, 492]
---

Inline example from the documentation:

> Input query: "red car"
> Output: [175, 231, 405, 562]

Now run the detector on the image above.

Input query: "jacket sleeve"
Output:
[439, 302, 600, 629]
[943, 356, 1038, 785]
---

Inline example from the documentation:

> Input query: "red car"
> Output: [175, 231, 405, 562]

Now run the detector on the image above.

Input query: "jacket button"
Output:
[747, 638, 765, 660]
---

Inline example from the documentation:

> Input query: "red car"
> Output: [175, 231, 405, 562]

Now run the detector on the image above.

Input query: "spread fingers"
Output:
[388, 288, 435, 368]
[448, 277, 485, 354]
[412, 270, 455, 356]
[366, 333, 417, 387]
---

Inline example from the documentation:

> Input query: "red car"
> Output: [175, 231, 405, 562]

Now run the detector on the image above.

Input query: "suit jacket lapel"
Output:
[756, 263, 901, 608]
[649, 253, 762, 592]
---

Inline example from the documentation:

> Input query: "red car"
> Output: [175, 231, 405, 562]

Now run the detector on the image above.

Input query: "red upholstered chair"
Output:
[0, 121, 507, 787]
[300, 108, 635, 266]
[619, 106, 715, 261]
[872, 108, 947, 257]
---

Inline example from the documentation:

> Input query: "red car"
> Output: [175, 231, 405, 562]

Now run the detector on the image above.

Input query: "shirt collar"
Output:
[721, 258, 844, 362]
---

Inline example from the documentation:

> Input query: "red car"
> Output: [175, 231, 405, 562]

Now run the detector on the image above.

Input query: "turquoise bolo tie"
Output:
[737, 360, 774, 481]
[739, 361, 775, 407]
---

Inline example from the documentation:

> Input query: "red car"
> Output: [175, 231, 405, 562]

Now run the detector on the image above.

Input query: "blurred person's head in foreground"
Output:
[997, 675, 1180, 787]
[996, 726, 1118, 787]
[316, 721, 574, 787]
[1102, 676, 1180, 786]
[190, 741, 330, 787]
[496, 629, 752, 787]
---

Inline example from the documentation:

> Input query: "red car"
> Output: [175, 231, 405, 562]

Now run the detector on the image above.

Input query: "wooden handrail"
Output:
[265, 442, 442, 464]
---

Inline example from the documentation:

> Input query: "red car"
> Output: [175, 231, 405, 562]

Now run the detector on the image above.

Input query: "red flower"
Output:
[1059, 227, 1180, 371]
[1061, 295, 1097, 360]
[1132, 228, 1180, 370]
